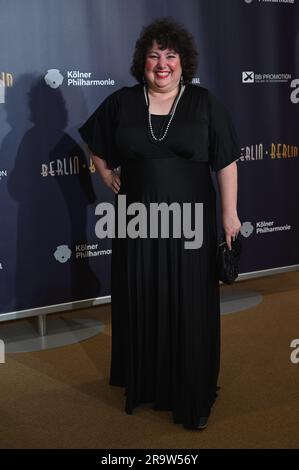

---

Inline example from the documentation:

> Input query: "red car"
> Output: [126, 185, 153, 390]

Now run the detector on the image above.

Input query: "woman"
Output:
[79, 17, 241, 430]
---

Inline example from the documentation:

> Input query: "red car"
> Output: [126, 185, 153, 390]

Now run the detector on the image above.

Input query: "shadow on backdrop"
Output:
[7, 76, 100, 312]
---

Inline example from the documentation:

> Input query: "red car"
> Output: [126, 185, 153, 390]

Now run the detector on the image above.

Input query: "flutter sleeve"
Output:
[78, 89, 121, 169]
[208, 90, 240, 172]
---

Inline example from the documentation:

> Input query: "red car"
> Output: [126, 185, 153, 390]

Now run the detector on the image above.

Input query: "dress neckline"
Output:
[151, 113, 171, 117]
[141, 83, 189, 117]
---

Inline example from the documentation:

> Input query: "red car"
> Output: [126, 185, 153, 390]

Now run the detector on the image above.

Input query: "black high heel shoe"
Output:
[183, 415, 209, 430]
[183, 385, 219, 430]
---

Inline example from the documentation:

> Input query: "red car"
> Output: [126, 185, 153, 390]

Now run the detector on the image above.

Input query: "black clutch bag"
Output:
[217, 234, 242, 284]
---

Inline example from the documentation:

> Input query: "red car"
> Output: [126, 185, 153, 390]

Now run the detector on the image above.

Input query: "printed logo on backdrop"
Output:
[54, 244, 111, 263]
[54, 245, 72, 263]
[41, 156, 96, 177]
[244, 0, 295, 5]
[0, 262, 3, 270]
[44, 69, 115, 88]
[242, 71, 254, 83]
[0, 169, 8, 181]
[238, 142, 298, 162]
[191, 77, 201, 84]
[44, 69, 64, 89]
[242, 72, 299, 103]
[0, 72, 13, 104]
[242, 71, 292, 84]
[240, 220, 292, 238]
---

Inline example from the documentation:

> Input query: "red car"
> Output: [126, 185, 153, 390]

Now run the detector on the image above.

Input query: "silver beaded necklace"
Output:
[143, 82, 186, 142]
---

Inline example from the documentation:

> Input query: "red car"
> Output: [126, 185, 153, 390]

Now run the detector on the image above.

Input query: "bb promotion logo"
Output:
[241, 72, 299, 103]
[242, 71, 292, 84]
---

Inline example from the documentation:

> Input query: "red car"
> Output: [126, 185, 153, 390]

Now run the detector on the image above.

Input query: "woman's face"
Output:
[144, 40, 182, 92]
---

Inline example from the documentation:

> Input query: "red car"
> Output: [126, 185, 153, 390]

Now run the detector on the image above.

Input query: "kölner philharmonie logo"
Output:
[54, 245, 72, 263]
[240, 222, 254, 238]
[44, 69, 64, 89]
[44, 68, 115, 87]
[240, 220, 291, 237]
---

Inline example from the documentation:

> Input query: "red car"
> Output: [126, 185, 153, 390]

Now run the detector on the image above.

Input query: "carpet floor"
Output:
[0, 271, 298, 449]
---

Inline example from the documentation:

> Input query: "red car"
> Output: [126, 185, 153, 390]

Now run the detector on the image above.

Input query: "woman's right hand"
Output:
[102, 170, 121, 194]
[90, 154, 121, 193]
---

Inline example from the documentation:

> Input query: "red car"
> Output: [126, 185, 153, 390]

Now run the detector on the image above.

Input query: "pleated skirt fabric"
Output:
[109, 157, 220, 427]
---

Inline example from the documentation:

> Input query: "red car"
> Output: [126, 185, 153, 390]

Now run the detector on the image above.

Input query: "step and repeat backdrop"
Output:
[0, 0, 298, 314]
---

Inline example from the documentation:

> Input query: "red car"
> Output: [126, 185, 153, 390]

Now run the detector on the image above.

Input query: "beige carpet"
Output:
[0, 271, 298, 449]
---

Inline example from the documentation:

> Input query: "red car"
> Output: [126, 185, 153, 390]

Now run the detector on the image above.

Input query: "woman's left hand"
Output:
[222, 211, 242, 250]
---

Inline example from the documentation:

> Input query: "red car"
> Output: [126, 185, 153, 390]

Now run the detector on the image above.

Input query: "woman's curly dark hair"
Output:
[130, 17, 198, 84]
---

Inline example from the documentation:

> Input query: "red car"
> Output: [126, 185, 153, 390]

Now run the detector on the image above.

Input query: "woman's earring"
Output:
[180, 75, 184, 84]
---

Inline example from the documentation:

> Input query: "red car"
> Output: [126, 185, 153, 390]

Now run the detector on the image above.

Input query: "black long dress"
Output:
[79, 83, 240, 427]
